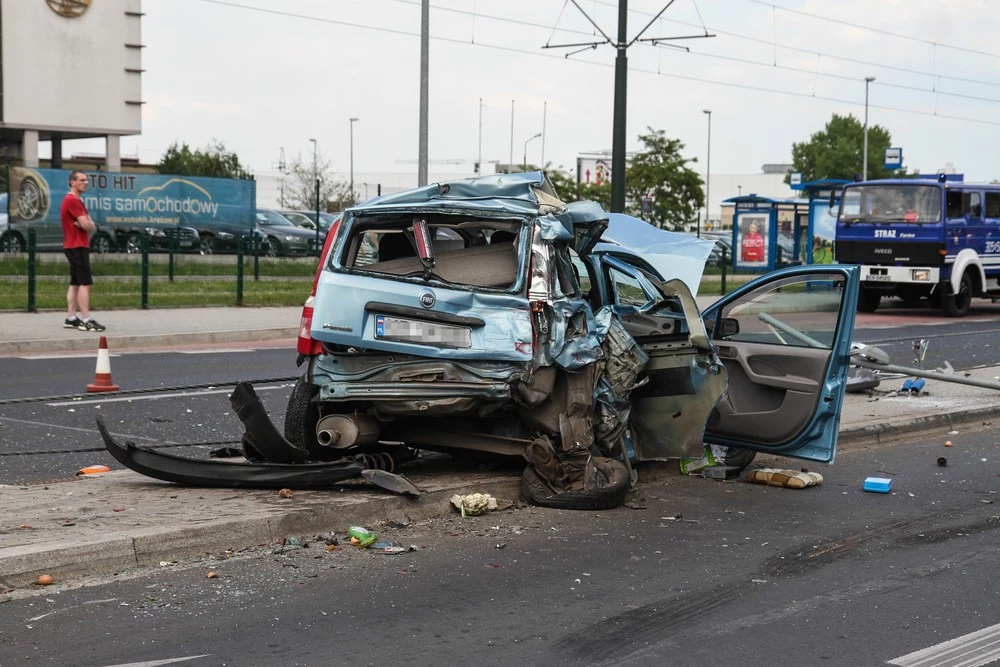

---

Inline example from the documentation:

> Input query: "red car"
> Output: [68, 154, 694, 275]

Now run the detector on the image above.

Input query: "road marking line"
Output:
[99, 656, 211, 667]
[17, 353, 121, 360]
[888, 622, 1000, 666]
[175, 349, 255, 354]
[0, 417, 159, 441]
[46, 384, 288, 407]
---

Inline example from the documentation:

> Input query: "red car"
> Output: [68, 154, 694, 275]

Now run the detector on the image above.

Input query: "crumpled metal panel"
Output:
[626, 277, 728, 461]
[546, 299, 604, 370]
[538, 212, 574, 242]
[347, 172, 549, 215]
[596, 213, 716, 293]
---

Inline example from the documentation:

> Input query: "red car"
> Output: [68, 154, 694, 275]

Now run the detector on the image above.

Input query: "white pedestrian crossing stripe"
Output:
[888, 621, 1000, 666]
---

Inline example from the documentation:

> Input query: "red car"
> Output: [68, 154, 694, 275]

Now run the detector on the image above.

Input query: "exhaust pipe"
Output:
[316, 413, 381, 449]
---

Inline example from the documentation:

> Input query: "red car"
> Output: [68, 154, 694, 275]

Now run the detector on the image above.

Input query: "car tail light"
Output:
[297, 219, 341, 356]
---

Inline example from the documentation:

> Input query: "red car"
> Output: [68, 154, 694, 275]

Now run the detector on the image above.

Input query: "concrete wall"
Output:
[1, 0, 142, 135]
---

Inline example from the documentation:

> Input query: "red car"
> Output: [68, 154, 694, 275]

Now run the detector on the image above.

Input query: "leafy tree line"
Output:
[544, 128, 705, 231]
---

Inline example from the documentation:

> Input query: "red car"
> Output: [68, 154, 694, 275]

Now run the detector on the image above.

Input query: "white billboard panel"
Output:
[1, 0, 142, 135]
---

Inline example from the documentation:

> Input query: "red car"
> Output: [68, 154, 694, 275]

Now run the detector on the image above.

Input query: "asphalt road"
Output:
[0, 425, 996, 666]
[1, 310, 998, 485]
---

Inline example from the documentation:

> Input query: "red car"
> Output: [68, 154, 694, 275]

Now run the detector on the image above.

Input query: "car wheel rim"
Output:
[201, 240, 214, 255]
[18, 181, 41, 219]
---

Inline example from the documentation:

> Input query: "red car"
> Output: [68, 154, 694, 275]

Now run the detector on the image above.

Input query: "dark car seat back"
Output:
[378, 233, 415, 261]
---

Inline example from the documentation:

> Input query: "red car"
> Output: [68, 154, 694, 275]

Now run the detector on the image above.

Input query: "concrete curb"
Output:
[0, 473, 523, 590]
[0, 328, 298, 355]
[837, 403, 1000, 447]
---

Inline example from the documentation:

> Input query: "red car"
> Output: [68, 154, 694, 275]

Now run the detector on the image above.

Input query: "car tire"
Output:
[521, 457, 630, 511]
[1, 232, 25, 253]
[720, 446, 756, 470]
[857, 287, 881, 313]
[200, 236, 215, 255]
[90, 233, 114, 254]
[267, 238, 281, 257]
[941, 271, 972, 318]
[283, 378, 322, 457]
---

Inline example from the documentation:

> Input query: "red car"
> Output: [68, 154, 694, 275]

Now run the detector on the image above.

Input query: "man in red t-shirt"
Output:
[60, 170, 106, 332]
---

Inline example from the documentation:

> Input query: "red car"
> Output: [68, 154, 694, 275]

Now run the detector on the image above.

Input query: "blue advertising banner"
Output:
[8, 167, 255, 228]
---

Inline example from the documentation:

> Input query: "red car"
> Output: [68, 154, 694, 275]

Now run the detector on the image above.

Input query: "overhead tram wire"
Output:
[588, 0, 1000, 90]
[195, 0, 1000, 128]
[745, 0, 1000, 61]
[382, 0, 1000, 101]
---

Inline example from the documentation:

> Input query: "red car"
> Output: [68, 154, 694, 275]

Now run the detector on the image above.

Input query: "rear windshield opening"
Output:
[342, 215, 524, 290]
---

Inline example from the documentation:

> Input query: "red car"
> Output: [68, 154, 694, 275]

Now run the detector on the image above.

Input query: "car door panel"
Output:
[707, 343, 830, 444]
[700, 265, 860, 462]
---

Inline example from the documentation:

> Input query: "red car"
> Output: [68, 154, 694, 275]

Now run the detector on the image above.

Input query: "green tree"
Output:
[157, 140, 253, 180]
[624, 128, 704, 230]
[788, 113, 899, 183]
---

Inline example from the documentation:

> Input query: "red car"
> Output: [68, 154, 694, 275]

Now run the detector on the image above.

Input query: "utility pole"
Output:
[277, 147, 286, 209]
[702, 109, 711, 238]
[542, 1, 714, 213]
[611, 0, 628, 213]
[418, 0, 429, 186]
[541, 101, 547, 170]
[863, 76, 875, 181]
[310, 138, 319, 251]
[509, 99, 514, 172]
[477, 97, 483, 176]
[349, 117, 359, 206]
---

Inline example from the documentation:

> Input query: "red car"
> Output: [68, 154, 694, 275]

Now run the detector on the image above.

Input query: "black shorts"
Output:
[64, 248, 93, 286]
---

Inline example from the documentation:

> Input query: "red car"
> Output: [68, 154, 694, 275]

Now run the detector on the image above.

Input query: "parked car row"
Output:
[0, 205, 340, 258]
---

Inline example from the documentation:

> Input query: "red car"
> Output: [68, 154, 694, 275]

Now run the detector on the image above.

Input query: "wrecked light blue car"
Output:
[282, 172, 861, 508]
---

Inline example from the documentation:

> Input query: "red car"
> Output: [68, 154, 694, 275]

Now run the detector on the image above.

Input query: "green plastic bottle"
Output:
[348, 526, 377, 548]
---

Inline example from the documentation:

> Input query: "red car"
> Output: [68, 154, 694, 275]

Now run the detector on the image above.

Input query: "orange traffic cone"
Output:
[87, 336, 120, 393]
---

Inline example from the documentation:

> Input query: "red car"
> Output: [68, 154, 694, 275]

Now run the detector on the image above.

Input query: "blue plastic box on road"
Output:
[863, 477, 893, 493]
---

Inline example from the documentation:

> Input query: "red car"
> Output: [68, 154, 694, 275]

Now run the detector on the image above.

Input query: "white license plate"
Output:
[865, 273, 892, 282]
[375, 315, 472, 348]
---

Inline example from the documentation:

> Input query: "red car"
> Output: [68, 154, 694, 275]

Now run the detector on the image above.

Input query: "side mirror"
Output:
[718, 317, 740, 338]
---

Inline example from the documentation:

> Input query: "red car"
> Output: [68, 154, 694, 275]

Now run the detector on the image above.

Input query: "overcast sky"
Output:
[62, 0, 1000, 183]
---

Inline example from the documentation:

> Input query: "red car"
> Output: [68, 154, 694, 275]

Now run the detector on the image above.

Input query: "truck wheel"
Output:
[283, 378, 321, 457]
[858, 287, 881, 313]
[942, 272, 972, 317]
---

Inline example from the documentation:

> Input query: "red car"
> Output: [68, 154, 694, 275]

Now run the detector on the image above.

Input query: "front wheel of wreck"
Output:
[284, 378, 322, 458]
[521, 457, 630, 511]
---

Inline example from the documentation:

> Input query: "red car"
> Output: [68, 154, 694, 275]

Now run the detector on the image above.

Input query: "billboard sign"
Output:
[576, 156, 613, 186]
[8, 167, 255, 228]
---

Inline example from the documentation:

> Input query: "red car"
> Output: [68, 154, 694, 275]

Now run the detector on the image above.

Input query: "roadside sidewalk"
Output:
[0, 306, 302, 355]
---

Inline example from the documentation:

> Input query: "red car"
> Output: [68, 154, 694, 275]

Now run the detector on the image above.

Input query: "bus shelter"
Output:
[724, 194, 810, 272]
[791, 179, 850, 265]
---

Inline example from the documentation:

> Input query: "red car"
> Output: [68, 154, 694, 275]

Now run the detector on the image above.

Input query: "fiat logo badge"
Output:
[419, 291, 436, 308]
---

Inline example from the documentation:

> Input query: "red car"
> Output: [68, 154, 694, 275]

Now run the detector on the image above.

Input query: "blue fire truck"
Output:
[835, 176, 1000, 316]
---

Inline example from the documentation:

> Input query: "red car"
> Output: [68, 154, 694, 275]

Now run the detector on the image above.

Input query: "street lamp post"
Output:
[523, 133, 542, 171]
[349, 117, 359, 206]
[863, 76, 876, 181]
[701, 109, 711, 239]
[477, 98, 483, 176]
[309, 138, 319, 251]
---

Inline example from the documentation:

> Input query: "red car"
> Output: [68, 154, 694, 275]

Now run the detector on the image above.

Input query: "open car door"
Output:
[699, 265, 861, 462]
